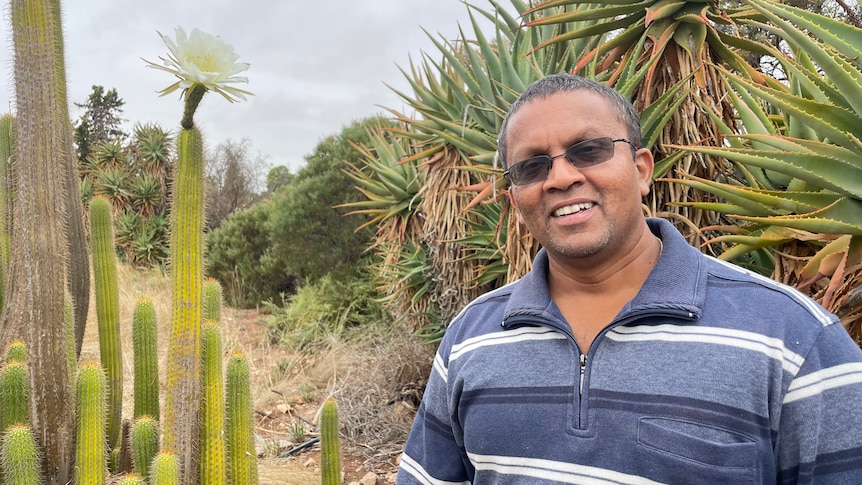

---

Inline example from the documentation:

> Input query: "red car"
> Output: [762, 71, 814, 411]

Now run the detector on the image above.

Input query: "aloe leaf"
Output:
[733, 198, 862, 236]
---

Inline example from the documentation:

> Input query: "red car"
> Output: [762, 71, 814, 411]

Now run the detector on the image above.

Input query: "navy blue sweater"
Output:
[398, 218, 862, 484]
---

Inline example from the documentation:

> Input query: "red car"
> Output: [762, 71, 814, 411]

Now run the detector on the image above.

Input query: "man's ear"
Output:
[634, 148, 654, 197]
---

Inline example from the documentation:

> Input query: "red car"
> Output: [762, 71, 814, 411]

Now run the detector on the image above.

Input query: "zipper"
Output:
[579, 353, 587, 394]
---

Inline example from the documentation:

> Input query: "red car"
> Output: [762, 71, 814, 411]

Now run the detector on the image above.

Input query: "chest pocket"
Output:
[637, 417, 757, 469]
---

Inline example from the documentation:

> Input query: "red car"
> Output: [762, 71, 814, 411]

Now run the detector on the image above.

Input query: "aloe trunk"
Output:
[0, 361, 29, 432]
[225, 352, 256, 485]
[200, 321, 226, 484]
[75, 362, 106, 485]
[130, 416, 159, 481]
[162, 106, 206, 484]
[150, 452, 179, 485]
[320, 397, 342, 485]
[2, 1, 74, 482]
[90, 196, 123, 449]
[1, 425, 40, 485]
[132, 297, 160, 420]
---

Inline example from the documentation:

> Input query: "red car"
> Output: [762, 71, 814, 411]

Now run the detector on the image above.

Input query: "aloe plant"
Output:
[662, 0, 862, 334]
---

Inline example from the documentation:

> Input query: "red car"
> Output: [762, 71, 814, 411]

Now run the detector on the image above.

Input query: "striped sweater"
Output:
[397, 218, 862, 484]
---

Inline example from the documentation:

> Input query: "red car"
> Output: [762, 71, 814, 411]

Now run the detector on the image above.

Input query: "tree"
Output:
[73, 85, 127, 164]
[266, 117, 380, 283]
[265, 165, 294, 194]
[205, 138, 268, 230]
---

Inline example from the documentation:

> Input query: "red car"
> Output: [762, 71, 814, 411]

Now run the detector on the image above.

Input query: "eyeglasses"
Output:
[503, 137, 637, 186]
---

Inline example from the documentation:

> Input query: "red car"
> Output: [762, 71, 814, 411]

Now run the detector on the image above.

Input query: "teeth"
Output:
[553, 203, 593, 217]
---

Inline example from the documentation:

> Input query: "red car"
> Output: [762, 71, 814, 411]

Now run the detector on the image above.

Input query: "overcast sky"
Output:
[0, 0, 494, 172]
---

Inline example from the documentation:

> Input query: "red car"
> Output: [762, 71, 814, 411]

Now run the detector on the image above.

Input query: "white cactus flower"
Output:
[144, 27, 252, 102]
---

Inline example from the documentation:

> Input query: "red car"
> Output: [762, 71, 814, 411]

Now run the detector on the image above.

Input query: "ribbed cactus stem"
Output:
[0, 360, 29, 432]
[225, 352, 256, 485]
[90, 196, 123, 449]
[163, 125, 205, 484]
[3, 341, 26, 364]
[0, 114, 11, 312]
[150, 452, 179, 485]
[202, 278, 222, 324]
[1, 424, 40, 485]
[132, 297, 160, 421]
[320, 397, 342, 485]
[200, 321, 226, 485]
[131, 416, 159, 481]
[75, 362, 106, 485]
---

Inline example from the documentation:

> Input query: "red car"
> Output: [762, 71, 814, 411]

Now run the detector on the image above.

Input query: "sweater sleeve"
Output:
[397, 349, 471, 485]
[776, 322, 862, 484]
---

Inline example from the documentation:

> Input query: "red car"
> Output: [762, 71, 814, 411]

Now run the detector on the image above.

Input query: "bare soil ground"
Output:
[81, 265, 431, 484]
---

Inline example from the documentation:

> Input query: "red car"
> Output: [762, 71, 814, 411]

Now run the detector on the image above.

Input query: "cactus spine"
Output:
[200, 321, 226, 484]
[0, 360, 29, 432]
[162, 107, 206, 483]
[3, 341, 25, 364]
[150, 452, 179, 485]
[320, 397, 342, 485]
[90, 196, 123, 450]
[1, 425, 40, 485]
[203, 278, 222, 323]
[225, 352, 256, 485]
[74, 362, 106, 485]
[132, 297, 160, 421]
[130, 416, 159, 481]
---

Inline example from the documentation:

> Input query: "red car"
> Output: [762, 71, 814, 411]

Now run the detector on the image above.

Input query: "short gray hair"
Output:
[497, 73, 642, 168]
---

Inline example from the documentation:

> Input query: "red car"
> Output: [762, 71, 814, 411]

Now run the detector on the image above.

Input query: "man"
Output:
[396, 73, 862, 484]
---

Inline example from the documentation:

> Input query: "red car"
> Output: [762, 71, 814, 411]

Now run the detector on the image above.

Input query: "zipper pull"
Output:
[579, 353, 587, 393]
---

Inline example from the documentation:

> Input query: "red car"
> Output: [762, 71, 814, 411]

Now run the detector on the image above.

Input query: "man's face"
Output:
[505, 90, 653, 263]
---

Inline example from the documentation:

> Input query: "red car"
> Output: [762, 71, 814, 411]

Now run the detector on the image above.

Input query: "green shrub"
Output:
[264, 270, 389, 350]
[205, 199, 295, 308]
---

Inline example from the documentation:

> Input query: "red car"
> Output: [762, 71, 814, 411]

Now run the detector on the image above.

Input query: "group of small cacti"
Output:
[0, 277, 259, 484]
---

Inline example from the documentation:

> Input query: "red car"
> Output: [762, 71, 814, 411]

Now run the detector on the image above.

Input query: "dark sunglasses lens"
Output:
[566, 138, 614, 167]
[510, 157, 550, 185]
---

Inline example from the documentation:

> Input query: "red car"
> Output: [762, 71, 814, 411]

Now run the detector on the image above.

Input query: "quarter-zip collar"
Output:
[501, 218, 704, 330]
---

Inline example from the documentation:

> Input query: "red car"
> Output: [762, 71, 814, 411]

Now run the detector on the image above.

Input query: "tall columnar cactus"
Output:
[203, 278, 222, 324]
[90, 196, 123, 449]
[150, 452, 179, 485]
[0, 114, 12, 312]
[49, 0, 89, 359]
[320, 397, 342, 485]
[1, 425, 40, 485]
[0, 360, 29, 432]
[200, 321, 225, 485]
[162, 116, 205, 484]
[225, 351, 257, 485]
[3, 1, 75, 481]
[132, 297, 160, 420]
[130, 416, 159, 481]
[75, 362, 106, 485]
